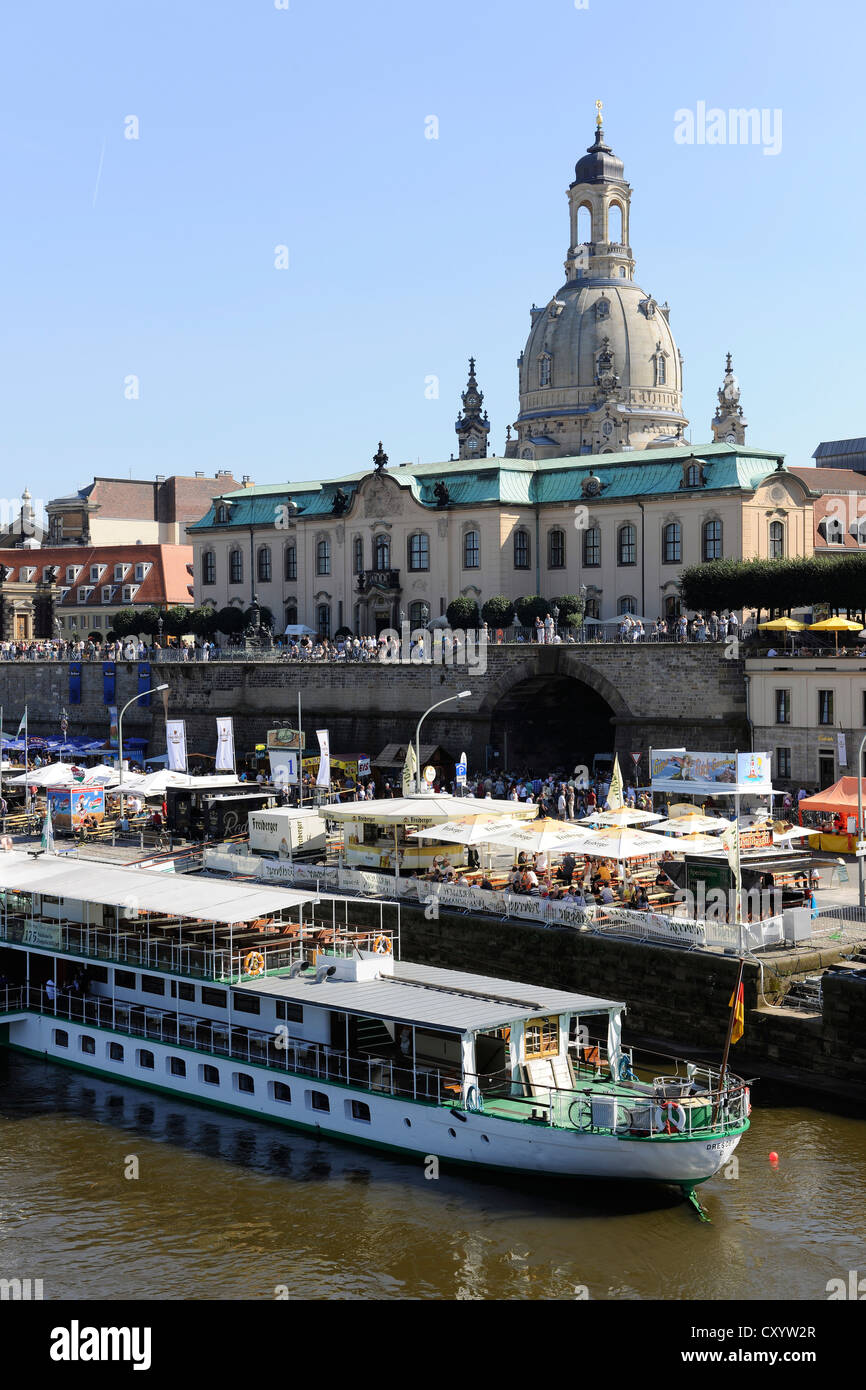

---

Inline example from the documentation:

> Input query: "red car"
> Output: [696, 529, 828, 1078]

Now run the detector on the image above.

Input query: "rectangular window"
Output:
[285, 546, 297, 581]
[201, 987, 227, 1009]
[272, 1081, 292, 1104]
[169, 1057, 186, 1077]
[91, 616, 101, 629]
[108, 1042, 124, 1061]
[115, 969, 136, 990]
[408, 534, 430, 571]
[235, 1073, 255, 1094]
[524, 1015, 560, 1060]
[308, 1090, 330, 1113]
[137, 1049, 155, 1070]
[229, 551, 243, 584]
[818, 752, 835, 786]
[349, 1099, 371, 1123]
[141, 975, 165, 996]
[513, 531, 529, 569]
[80, 1036, 96, 1054]
[202, 553, 216, 586]
[114, 565, 125, 582]
[90, 566, 100, 582]
[463, 531, 480, 570]
[818, 690, 834, 725]
[275, 1000, 303, 1023]
[134, 563, 147, 582]
[548, 531, 565, 569]
[775, 689, 791, 724]
[233, 993, 261, 1015]
[200, 1064, 220, 1086]
[122, 586, 134, 603]
[54, 1029, 69, 1048]
[583, 528, 601, 567]
[88, 966, 109, 984]
[776, 747, 791, 780]
[170, 981, 195, 1002]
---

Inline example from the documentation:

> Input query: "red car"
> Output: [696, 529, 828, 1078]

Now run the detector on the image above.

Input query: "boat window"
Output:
[524, 1015, 560, 1059]
[80, 1036, 95, 1054]
[308, 1090, 330, 1113]
[137, 1050, 155, 1070]
[272, 1082, 292, 1104]
[233, 993, 261, 1016]
[235, 1073, 255, 1094]
[170, 981, 195, 1001]
[54, 1029, 68, 1048]
[276, 1000, 303, 1023]
[141, 975, 165, 996]
[201, 987, 227, 1009]
[115, 969, 136, 990]
[107, 1042, 124, 1061]
[200, 1064, 220, 1086]
[349, 1099, 371, 1123]
[169, 1057, 186, 1077]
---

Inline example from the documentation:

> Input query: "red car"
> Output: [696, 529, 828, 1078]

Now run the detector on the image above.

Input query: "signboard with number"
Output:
[455, 760, 467, 784]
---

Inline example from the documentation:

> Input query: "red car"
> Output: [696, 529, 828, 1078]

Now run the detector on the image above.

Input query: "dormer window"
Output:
[65, 566, 80, 583]
[101, 586, 113, 603]
[216, 503, 230, 524]
[122, 585, 136, 603]
[77, 586, 93, 603]
[134, 562, 150, 582]
[682, 461, 705, 489]
[114, 564, 127, 582]
[89, 565, 101, 583]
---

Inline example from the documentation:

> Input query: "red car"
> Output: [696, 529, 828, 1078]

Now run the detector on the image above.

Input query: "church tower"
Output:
[507, 104, 688, 460]
[711, 353, 748, 444]
[455, 358, 490, 460]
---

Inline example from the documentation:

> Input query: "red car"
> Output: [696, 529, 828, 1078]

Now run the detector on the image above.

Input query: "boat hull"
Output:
[2, 1014, 745, 1187]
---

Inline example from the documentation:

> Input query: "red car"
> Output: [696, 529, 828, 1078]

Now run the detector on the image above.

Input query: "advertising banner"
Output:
[215, 717, 235, 772]
[165, 719, 188, 772]
[315, 730, 331, 789]
[267, 727, 305, 751]
[268, 749, 299, 785]
[651, 749, 771, 795]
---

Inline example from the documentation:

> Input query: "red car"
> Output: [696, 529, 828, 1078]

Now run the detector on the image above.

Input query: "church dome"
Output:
[572, 127, 626, 187]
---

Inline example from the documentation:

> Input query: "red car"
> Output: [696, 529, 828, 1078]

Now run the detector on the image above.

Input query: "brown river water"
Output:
[0, 1052, 863, 1301]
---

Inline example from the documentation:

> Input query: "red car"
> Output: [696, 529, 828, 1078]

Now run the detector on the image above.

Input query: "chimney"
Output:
[156, 474, 165, 483]
[195, 471, 204, 478]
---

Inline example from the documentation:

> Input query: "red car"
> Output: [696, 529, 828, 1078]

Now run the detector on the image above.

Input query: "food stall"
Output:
[321, 794, 534, 873]
[797, 778, 865, 852]
[46, 785, 105, 831]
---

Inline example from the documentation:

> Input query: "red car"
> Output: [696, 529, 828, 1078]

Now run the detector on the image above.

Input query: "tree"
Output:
[187, 606, 219, 637]
[481, 595, 514, 627]
[552, 593, 585, 627]
[446, 595, 480, 628]
[136, 606, 162, 636]
[215, 605, 245, 636]
[110, 607, 138, 637]
[163, 604, 193, 636]
[514, 594, 549, 627]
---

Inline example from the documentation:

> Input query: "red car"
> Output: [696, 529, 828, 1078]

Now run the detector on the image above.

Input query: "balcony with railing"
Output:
[357, 568, 401, 593]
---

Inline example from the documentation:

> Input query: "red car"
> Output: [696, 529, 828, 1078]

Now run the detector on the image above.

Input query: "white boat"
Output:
[0, 851, 749, 1208]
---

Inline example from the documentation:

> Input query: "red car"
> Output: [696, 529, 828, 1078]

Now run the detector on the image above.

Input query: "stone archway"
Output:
[484, 657, 627, 773]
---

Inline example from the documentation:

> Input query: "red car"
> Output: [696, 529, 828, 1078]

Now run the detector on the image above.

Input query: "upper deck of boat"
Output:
[238, 959, 624, 1033]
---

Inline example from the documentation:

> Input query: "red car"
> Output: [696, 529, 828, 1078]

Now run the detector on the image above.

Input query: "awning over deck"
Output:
[0, 851, 318, 924]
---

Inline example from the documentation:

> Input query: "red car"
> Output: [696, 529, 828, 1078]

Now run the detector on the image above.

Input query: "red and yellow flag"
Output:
[728, 982, 745, 1044]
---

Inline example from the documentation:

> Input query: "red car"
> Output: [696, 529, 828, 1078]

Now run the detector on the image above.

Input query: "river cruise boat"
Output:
[0, 850, 749, 1209]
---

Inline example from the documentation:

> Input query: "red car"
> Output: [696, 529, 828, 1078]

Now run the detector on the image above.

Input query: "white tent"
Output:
[320, 794, 534, 826]
[7, 763, 80, 787]
[79, 763, 122, 787]
[484, 817, 593, 854]
[408, 814, 521, 846]
[654, 813, 727, 834]
[579, 808, 663, 827]
[568, 827, 674, 860]
[125, 770, 243, 798]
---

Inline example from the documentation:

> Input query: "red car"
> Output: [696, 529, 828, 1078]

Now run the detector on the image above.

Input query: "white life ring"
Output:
[662, 1101, 687, 1134]
[465, 1084, 483, 1113]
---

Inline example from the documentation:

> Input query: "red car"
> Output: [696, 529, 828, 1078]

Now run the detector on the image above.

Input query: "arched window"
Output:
[353, 536, 364, 574]
[317, 604, 331, 638]
[408, 601, 429, 627]
[576, 204, 592, 244]
[513, 529, 530, 570]
[216, 504, 229, 525]
[548, 528, 565, 569]
[374, 535, 390, 571]
[463, 530, 480, 569]
[584, 597, 600, 620]
[284, 603, 297, 627]
[408, 533, 429, 571]
[257, 546, 271, 583]
[769, 520, 785, 559]
[618, 595, 637, 615]
[229, 549, 243, 585]
[656, 354, 666, 386]
[539, 354, 552, 388]
[702, 519, 723, 562]
[284, 545, 297, 582]
[684, 462, 704, 488]
[662, 522, 681, 564]
[583, 526, 601, 567]
[316, 538, 331, 576]
[201, 552, 216, 586]
[664, 595, 681, 621]
[617, 523, 637, 566]
[608, 202, 623, 243]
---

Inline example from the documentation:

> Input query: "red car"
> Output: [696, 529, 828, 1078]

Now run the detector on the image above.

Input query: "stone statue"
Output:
[331, 487, 349, 516]
[433, 481, 450, 507]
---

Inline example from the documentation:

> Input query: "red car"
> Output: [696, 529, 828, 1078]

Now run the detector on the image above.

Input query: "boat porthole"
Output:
[481, 1134, 490, 1144]
[403, 1118, 411, 1128]
[448, 1127, 457, 1138]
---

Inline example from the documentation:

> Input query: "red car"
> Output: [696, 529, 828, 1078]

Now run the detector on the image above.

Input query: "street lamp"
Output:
[414, 691, 472, 794]
[118, 684, 169, 816]
[552, 603, 560, 637]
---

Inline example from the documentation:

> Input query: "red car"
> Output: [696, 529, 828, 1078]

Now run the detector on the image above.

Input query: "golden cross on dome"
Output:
[595, 99, 603, 128]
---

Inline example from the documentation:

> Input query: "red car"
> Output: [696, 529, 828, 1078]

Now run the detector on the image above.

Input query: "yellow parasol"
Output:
[807, 616, 863, 653]
[758, 616, 806, 653]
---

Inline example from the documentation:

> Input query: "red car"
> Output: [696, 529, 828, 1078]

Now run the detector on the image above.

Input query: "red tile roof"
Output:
[0, 544, 194, 605]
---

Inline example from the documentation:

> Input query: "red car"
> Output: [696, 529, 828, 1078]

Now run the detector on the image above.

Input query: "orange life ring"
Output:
[243, 950, 265, 977]
[372, 934, 392, 955]
[496, 628, 504, 643]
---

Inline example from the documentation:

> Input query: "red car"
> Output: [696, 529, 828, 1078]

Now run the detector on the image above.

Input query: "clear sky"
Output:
[1, 0, 864, 510]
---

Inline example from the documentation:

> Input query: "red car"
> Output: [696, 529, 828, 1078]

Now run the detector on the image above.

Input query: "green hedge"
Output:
[680, 554, 866, 614]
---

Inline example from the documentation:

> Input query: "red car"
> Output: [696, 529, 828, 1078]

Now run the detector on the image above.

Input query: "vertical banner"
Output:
[215, 716, 235, 772]
[402, 743, 417, 796]
[316, 729, 331, 789]
[165, 719, 188, 772]
[837, 732, 848, 768]
[108, 706, 118, 749]
[69, 662, 82, 705]
[606, 754, 624, 810]
[137, 664, 152, 705]
[102, 662, 116, 705]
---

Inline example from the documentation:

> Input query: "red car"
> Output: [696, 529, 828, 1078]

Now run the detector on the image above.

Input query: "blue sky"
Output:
[1, 0, 863, 508]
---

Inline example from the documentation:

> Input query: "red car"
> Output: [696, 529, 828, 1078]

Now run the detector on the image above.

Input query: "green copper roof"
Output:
[187, 442, 786, 530]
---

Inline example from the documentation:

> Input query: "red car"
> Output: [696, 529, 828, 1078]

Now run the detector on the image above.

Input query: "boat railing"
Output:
[0, 985, 449, 1104]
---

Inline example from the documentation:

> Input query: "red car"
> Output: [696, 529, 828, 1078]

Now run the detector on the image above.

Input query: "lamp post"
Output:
[118, 684, 168, 817]
[552, 603, 560, 638]
[414, 691, 472, 794]
[157, 614, 164, 646]
[858, 732, 866, 908]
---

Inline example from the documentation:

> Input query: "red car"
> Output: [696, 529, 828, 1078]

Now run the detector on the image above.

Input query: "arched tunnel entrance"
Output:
[488, 674, 618, 774]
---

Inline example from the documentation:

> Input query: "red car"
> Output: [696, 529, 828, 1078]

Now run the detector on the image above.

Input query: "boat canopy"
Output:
[320, 794, 534, 826]
[0, 851, 317, 924]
